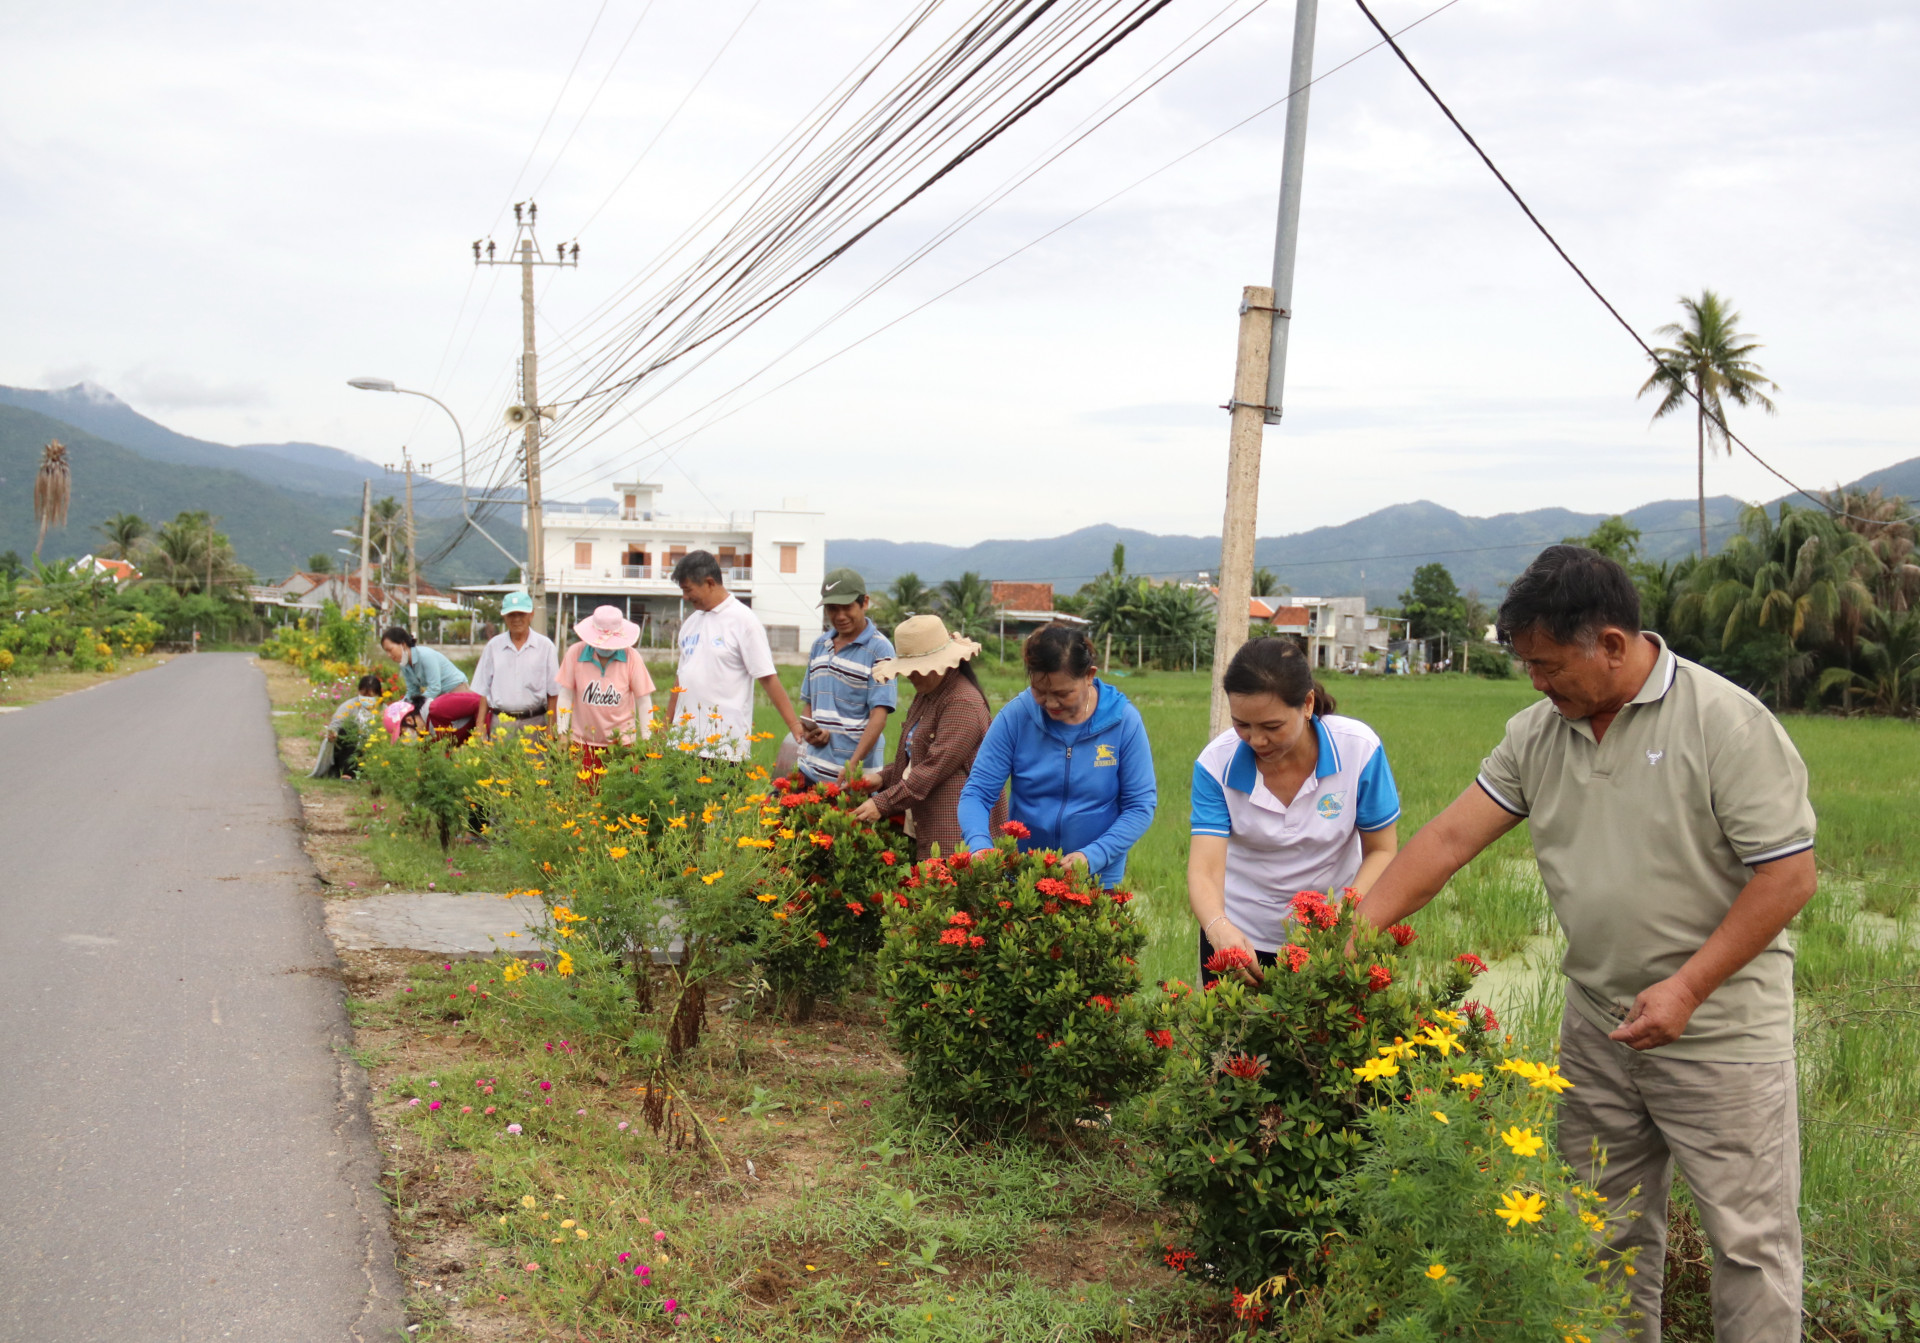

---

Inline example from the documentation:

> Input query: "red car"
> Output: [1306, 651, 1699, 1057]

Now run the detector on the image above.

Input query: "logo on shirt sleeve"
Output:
[1646, 749, 1664, 766]
[1094, 743, 1116, 766]
[1316, 791, 1346, 819]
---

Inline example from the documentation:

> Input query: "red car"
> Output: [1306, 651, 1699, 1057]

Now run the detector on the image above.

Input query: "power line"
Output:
[1349, 0, 1917, 529]
[533, 0, 1465, 499]
[528, 0, 663, 201]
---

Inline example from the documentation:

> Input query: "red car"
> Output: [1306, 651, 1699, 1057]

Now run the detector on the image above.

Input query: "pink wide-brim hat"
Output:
[575, 604, 641, 651]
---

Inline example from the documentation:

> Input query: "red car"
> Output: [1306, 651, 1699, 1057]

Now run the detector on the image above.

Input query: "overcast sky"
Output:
[4, 0, 1914, 546]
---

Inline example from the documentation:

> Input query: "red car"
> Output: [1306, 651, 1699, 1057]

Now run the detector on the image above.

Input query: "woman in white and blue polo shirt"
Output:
[1189, 638, 1400, 980]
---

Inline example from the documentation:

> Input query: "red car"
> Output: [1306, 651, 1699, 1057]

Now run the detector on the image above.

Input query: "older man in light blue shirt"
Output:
[797, 568, 897, 783]
[471, 591, 560, 739]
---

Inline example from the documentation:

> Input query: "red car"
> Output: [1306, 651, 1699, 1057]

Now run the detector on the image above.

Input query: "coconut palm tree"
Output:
[1638, 290, 1779, 560]
[1817, 608, 1920, 717]
[1251, 567, 1288, 598]
[1674, 503, 1874, 707]
[32, 440, 72, 560]
[936, 571, 1000, 640]
[96, 512, 149, 561]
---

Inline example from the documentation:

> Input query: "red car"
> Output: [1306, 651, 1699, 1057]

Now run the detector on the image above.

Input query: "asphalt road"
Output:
[0, 654, 404, 1341]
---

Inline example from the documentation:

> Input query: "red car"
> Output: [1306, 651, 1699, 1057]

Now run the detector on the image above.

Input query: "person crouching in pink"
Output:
[556, 605, 656, 780]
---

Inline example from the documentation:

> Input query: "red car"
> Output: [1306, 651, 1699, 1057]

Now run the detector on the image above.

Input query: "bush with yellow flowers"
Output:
[1266, 1046, 1635, 1342]
[1138, 891, 1488, 1295]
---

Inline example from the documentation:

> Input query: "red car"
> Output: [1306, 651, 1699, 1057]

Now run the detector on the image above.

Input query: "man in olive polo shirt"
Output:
[1356, 545, 1816, 1343]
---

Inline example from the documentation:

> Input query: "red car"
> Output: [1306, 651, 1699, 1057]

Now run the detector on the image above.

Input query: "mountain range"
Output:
[2, 381, 1912, 605]
[829, 466, 1920, 606]
[0, 384, 523, 584]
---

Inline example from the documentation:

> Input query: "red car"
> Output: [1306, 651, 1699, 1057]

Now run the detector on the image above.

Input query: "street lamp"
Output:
[345, 377, 519, 571]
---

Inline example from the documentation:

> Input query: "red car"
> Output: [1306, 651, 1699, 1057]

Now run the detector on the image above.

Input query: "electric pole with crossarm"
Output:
[473, 202, 579, 641]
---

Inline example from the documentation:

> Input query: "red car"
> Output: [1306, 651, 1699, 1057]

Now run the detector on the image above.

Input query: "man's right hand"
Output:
[803, 725, 832, 747]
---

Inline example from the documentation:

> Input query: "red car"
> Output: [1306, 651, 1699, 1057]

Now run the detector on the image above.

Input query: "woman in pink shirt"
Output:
[556, 606, 657, 769]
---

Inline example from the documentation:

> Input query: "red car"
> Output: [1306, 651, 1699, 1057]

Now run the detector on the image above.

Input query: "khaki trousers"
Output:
[1556, 1005, 1802, 1342]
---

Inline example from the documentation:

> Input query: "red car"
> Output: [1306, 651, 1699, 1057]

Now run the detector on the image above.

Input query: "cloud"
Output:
[115, 367, 270, 412]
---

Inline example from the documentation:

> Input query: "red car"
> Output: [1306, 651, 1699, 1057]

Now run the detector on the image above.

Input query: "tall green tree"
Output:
[1251, 567, 1286, 598]
[1673, 503, 1873, 708]
[307, 553, 335, 574]
[1399, 563, 1468, 643]
[142, 511, 251, 596]
[936, 571, 999, 640]
[1563, 516, 1642, 565]
[1637, 290, 1779, 560]
[96, 512, 149, 562]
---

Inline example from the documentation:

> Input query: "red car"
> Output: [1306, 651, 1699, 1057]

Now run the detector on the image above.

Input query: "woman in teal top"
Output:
[382, 625, 484, 742]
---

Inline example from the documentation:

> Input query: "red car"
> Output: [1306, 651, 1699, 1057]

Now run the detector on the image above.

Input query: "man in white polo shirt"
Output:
[471, 590, 559, 740]
[664, 550, 807, 761]
[1356, 545, 1817, 1343]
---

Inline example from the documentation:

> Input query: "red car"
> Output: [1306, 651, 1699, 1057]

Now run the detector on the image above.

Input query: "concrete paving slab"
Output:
[324, 892, 549, 956]
[323, 891, 685, 961]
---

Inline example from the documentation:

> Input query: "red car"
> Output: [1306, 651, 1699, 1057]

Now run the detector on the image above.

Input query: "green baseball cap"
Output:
[820, 567, 868, 605]
[501, 590, 534, 614]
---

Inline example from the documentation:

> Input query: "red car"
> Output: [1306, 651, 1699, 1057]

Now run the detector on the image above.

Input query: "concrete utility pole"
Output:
[474, 203, 579, 643]
[1208, 0, 1319, 735]
[385, 452, 430, 629]
[358, 479, 373, 620]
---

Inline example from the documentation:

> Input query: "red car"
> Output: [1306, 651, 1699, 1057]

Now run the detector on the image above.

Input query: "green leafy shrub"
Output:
[877, 824, 1156, 1132]
[1277, 1046, 1635, 1341]
[358, 731, 489, 849]
[1138, 891, 1487, 1292]
[1466, 642, 1514, 679]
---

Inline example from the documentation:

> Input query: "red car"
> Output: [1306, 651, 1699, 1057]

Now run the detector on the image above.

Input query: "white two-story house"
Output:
[537, 481, 827, 654]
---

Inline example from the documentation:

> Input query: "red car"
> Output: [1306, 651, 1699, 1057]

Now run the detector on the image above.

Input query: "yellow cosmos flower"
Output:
[700, 870, 725, 885]
[556, 952, 574, 976]
[1496, 1189, 1546, 1228]
[697, 775, 713, 784]
[1580, 1210, 1606, 1232]
[1434, 1009, 1466, 1029]
[1419, 1026, 1464, 1057]
[1430, 1111, 1450, 1124]
[609, 846, 629, 860]
[502, 960, 526, 983]
[1425, 1264, 1447, 1280]
[737, 836, 774, 849]
[1353, 1055, 1400, 1083]
[778, 828, 796, 840]
[756, 893, 777, 903]
[1500, 1126, 1545, 1157]
[1452, 1072, 1485, 1089]
[1379, 1038, 1420, 1061]
[1530, 1065, 1573, 1094]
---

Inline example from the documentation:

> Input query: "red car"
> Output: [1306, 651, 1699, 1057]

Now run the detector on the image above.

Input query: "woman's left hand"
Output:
[850, 799, 881, 823]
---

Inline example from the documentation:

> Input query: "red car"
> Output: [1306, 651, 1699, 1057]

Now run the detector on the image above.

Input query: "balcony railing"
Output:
[556, 565, 755, 585]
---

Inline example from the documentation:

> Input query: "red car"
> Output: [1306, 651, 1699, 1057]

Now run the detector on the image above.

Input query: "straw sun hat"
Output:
[872, 614, 981, 682]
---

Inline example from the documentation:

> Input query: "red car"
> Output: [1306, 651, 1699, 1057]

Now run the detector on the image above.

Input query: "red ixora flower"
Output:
[1222, 1052, 1268, 1080]
[938, 927, 969, 946]
[1462, 999, 1499, 1031]
[1034, 877, 1072, 898]
[967, 935, 985, 949]
[894, 893, 910, 908]
[1366, 964, 1393, 994]
[879, 851, 897, 866]
[1291, 890, 1340, 931]
[1231, 1288, 1270, 1324]
[814, 931, 830, 948]
[1147, 1028, 1174, 1049]
[998, 819, 1031, 839]
[1162, 1245, 1196, 1273]
[821, 781, 841, 798]
[947, 910, 975, 928]
[844, 901, 865, 917]
[1455, 952, 1489, 976]
[1203, 945, 1257, 974]
[1109, 889, 1134, 905]
[1087, 994, 1116, 1012]
[1389, 923, 1418, 947]
[1282, 943, 1310, 972]
[1061, 889, 1093, 907]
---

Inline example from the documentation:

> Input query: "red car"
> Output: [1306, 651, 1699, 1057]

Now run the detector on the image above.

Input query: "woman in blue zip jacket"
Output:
[958, 624, 1157, 886]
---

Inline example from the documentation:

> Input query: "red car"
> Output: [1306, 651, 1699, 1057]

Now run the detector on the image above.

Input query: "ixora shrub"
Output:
[877, 824, 1156, 1132]
[1138, 891, 1490, 1291]
[1281, 1045, 1636, 1342]
[759, 773, 903, 1014]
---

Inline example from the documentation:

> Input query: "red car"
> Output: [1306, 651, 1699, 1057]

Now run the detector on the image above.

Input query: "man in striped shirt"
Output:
[797, 568, 897, 783]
